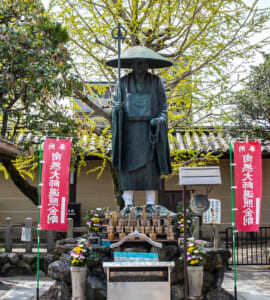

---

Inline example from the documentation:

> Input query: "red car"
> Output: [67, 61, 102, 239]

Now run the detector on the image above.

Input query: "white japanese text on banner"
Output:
[40, 139, 72, 231]
[234, 141, 262, 232]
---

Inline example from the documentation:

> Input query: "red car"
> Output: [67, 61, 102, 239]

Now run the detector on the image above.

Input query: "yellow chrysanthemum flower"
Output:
[187, 247, 194, 252]
[74, 247, 82, 254]
[72, 259, 80, 264]
[190, 259, 199, 265]
[93, 217, 100, 223]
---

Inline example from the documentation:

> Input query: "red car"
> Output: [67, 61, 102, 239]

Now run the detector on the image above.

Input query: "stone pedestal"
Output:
[71, 266, 87, 300]
[187, 265, 204, 299]
[47, 239, 231, 300]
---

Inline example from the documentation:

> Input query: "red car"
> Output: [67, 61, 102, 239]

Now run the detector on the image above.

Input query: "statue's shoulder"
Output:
[149, 73, 162, 84]
[150, 73, 159, 80]
[119, 74, 129, 88]
[120, 74, 129, 81]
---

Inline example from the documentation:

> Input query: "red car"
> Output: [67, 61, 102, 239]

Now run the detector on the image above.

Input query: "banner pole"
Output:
[36, 137, 43, 300]
[229, 141, 237, 300]
[183, 185, 188, 300]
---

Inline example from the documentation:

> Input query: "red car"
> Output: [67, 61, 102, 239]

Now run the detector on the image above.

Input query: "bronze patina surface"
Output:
[106, 45, 172, 69]
[108, 46, 172, 193]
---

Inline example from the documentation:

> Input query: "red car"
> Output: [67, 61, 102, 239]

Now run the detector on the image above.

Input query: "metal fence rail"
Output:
[0, 217, 87, 253]
[226, 226, 270, 265]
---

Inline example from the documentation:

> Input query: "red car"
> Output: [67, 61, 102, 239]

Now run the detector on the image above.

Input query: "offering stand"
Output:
[101, 205, 178, 244]
[103, 230, 175, 300]
[103, 261, 175, 300]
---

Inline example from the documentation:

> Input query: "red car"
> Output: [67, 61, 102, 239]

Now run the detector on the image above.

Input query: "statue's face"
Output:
[132, 60, 148, 76]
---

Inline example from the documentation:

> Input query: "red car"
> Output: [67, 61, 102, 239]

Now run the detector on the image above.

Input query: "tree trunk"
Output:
[2, 159, 38, 205]
[1, 111, 8, 137]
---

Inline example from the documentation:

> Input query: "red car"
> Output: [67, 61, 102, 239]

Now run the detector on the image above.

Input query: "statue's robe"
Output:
[112, 71, 171, 190]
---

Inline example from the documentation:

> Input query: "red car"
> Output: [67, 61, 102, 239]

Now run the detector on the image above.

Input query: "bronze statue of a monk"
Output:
[106, 46, 172, 208]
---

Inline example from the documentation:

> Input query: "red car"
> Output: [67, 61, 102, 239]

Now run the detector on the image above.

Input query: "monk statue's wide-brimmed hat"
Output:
[105, 45, 172, 69]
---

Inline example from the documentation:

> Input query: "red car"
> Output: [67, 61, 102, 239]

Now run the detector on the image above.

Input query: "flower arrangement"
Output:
[70, 237, 99, 266]
[173, 202, 195, 236]
[179, 238, 205, 266]
[84, 207, 105, 234]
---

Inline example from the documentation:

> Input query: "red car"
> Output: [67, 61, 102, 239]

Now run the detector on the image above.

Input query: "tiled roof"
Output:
[7, 130, 270, 156]
[169, 131, 230, 152]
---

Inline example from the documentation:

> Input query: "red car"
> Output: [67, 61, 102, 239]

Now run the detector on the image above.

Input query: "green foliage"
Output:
[0, 0, 80, 141]
[48, 0, 270, 130]
[72, 102, 112, 179]
[47, 0, 270, 172]
[1, 0, 269, 203]
[229, 53, 270, 139]
[0, 0, 84, 186]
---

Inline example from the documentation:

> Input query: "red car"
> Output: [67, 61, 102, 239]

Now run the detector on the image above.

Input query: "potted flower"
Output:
[84, 207, 105, 243]
[70, 238, 99, 300]
[173, 202, 195, 237]
[179, 238, 205, 299]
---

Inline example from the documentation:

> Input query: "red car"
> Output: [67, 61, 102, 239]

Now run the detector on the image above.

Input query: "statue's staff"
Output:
[111, 23, 127, 207]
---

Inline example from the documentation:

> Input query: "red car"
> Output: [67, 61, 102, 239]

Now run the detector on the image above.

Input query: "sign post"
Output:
[179, 167, 221, 300]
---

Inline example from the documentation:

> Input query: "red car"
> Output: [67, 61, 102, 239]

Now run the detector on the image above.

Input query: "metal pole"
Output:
[183, 185, 188, 299]
[117, 23, 122, 208]
[36, 137, 43, 300]
[229, 141, 237, 300]
[111, 23, 127, 208]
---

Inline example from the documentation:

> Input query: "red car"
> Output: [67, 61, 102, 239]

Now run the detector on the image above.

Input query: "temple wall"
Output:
[1, 159, 270, 232]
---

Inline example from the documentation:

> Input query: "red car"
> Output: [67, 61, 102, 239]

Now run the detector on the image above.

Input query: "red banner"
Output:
[40, 138, 72, 231]
[234, 141, 262, 232]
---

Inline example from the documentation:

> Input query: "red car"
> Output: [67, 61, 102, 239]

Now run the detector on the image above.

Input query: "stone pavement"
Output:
[0, 265, 269, 299]
[0, 275, 53, 300]
[222, 265, 270, 300]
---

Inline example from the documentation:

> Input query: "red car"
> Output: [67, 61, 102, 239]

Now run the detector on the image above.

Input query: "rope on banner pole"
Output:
[36, 137, 44, 300]
[229, 141, 237, 300]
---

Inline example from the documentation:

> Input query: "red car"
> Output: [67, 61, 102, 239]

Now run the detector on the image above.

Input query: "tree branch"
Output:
[73, 87, 112, 123]
[2, 159, 38, 206]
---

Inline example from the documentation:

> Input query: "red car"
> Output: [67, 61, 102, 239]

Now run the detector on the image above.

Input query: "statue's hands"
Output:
[150, 118, 160, 127]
